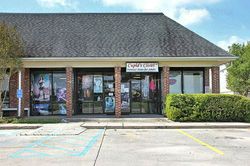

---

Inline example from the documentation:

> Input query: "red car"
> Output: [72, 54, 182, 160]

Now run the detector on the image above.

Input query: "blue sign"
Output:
[16, 89, 23, 98]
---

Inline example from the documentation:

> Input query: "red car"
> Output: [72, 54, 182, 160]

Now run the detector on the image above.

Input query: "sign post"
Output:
[17, 71, 22, 117]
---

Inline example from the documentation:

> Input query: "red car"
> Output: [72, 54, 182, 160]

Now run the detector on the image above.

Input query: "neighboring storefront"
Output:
[0, 13, 236, 117]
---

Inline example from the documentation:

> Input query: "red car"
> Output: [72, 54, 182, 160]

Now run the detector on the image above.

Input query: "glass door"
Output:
[131, 74, 141, 113]
[76, 70, 115, 114]
[130, 73, 161, 114]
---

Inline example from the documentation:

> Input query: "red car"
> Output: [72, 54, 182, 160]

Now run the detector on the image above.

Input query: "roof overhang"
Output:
[22, 56, 237, 68]
[22, 56, 237, 62]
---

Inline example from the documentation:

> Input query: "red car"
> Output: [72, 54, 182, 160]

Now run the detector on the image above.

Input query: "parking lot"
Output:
[0, 128, 250, 166]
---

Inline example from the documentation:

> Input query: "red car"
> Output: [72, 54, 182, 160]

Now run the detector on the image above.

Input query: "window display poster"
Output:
[94, 75, 103, 93]
[56, 88, 66, 102]
[121, 83, 130, 110]
[104, 82, 114, 92]
[121, 83, 129, 93]
[53, 73, 67, 102]
[82, 75, 92, 89]
[82, 75, 93, 99]
[105, 97, 115, 113]
[33, 104, 50, 116]
[32, 73, 51, 101]
[58, 104, 67, 115]
[142, 76, 149, 99]
[121, 93, 130, 110]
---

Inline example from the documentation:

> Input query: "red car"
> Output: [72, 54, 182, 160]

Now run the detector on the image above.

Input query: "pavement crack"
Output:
[93, 128, 106, 166]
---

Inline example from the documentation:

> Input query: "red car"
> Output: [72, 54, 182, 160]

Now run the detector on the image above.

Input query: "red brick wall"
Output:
[66, 67, 73, 117]
[162, 66, 170, 99]
[21, 68, 30, 116]
[211, 66, 220, 93]
[204, 67, 210, 93]
[114, 67, 121, 118]
[204, 67, 210, 87]
[9, 69, 30, 116]
[9, 72, 18, 108]
[23, 68, 30, 108]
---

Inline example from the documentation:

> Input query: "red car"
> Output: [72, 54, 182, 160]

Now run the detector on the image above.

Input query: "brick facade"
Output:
[204, 67, 210, 87]
[162, 66, 170, 99]
[9, 69, 30, 117]
[66, 67, 73, 118]
[211, 66, 220, 93]
[21, 68, 30, 116]
[204, 67, 210, 93]
[23, 69, 30, 108]
[114, 67, 121, 118]
[9, 72, 18, 108]
[7, 66, 221, 117]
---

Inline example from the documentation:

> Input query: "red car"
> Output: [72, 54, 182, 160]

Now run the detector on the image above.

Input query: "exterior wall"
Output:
[21, 68, 30, 116]
[8, 65, 222, 117]
[212, 66, 220, 93]
[162, 66, 170, 99]
[9, 72, 18, 108]
[22, 68, 30, 108]
[66, 67, 73, 118]
[204, 67, 210, 93]
[114, 67, 121, 118]
[8, 69, 30, 117]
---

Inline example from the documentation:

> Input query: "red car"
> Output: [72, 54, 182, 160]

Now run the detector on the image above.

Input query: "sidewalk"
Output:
[1, 117, 250, 130]
[78, 118, 250, 129]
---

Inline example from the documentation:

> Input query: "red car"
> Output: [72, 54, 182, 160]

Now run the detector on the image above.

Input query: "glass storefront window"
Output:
[31, 71, 66, 116]
[32, 73, 52, 102]
[52, 73, 67, 114]
[169, 71, 182, 94]
[121, 73, 130, 113]
[53, 73, 66, 102]
[183, 71, 203, 94]
[169, 69, 204, 94]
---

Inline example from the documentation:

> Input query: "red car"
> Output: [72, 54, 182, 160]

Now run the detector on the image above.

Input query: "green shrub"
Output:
[165, 94, 250, 122]
[0, 117, 61, 124]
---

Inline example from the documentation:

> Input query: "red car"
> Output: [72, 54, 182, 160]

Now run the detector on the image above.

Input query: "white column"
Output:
[18, 70, 21, 117]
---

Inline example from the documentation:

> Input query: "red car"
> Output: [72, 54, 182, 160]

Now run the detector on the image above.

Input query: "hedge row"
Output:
[165, 94, 250, 122]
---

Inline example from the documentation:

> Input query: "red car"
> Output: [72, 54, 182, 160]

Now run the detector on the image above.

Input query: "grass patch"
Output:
[0, 117, 62, 124]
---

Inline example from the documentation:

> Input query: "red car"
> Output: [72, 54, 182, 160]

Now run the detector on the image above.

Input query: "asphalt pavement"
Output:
[1, 125, 250, 166]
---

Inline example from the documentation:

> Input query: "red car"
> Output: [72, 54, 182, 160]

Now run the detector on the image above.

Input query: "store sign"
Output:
[126, 63, 159, 72]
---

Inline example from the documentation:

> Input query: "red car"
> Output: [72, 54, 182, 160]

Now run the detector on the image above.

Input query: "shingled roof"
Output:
[0, 13, 234, 58]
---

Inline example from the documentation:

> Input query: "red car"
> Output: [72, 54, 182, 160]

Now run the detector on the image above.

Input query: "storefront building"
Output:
[0, 13, 236, 117]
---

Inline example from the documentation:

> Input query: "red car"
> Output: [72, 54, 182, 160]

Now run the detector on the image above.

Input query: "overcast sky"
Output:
[0, 0, 249, 50]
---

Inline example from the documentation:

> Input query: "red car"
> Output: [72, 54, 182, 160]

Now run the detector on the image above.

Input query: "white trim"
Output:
[22, 56, 237, 62]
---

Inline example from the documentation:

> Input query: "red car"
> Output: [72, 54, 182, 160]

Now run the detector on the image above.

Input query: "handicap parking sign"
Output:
[16, 89, 23, 98]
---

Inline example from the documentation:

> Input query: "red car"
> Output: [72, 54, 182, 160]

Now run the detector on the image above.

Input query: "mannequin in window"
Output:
[38, 76, 45, 100]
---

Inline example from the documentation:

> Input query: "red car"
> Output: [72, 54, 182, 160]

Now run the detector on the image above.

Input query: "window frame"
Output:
[170, 68, 205, 94]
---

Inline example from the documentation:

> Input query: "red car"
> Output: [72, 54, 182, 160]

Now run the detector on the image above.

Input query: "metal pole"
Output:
[18, 70, 21, 117]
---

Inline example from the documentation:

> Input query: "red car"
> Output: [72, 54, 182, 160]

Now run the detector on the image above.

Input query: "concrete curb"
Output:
[81, 124, 250, 129]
